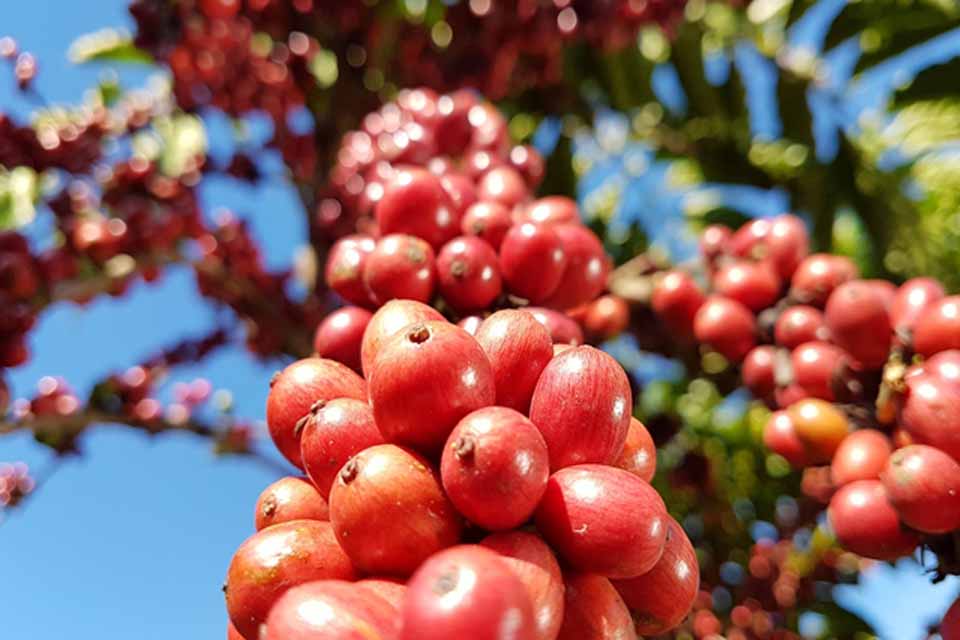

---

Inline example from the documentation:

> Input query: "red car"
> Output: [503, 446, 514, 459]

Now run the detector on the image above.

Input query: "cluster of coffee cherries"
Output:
[224, 297, 697, 639]
[651, 215, 960, 567]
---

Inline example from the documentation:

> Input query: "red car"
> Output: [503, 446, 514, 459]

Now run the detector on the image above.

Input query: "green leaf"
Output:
[69, 29, 153, 65]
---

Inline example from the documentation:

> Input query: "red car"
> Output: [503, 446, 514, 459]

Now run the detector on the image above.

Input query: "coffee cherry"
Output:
[262, 581, 399, 640]
[830, 430, 892, 487]
[436, 236, 502, 312]
[313, 306, 372, 373]
[790, 254, 858, 307]
[507, 145, 545, 188]
[712, 260, 781, 312]
[474, 309, 554, 413]
[266, 358, 367, 469]
[329, 444, 462, 576]
[461, 201, 512, 250]
[742, 346, 777, 400]
[828, 480, 919, 560]
[880, 444, 960, 534]
[536, 464, 667, 578]
[824, 280, 892, 369]
[529, 346, 632, 469]
[375, 168, 459, 249]
[402, 545, 536, 640]
[542, 224, 610, 311]
[255, 477, 329, 530]
[557, 573, 637, 640]
[900, 373, 960, 462]
[919, 350, 960, 388]
[481, 532, 564, 640]
[579, 294, 630, 340]
[369, 321, 494, 452]
[516, 196, 580, 227]
[300, 398, 383, 499]
[789, 341, 850, 402]
[787, 399, 849, 463]
[913, 296, 960, 357]
[439, 173, 478, 218]
[526, 307, 585, 345]
[774, 305, 826, 348]
[325, 235, 376, 307]
[477, 166, 529, 209]
[360, 299, 445, 378]
[693, 296, 756, 363]
[612, 517, 699, 636]
[728, 214, 809, 280]
[363, 234, 437, 305]
[699, 224, 731, 264]
[224, 521, 356, 639]
[615, 417, 657, 482]
[355, 578, 407, 613]
[499, 223, 567, 303]
[891, 277, 945, 335]
[441, 407, 549, 530]
[651, 270, 705, 338]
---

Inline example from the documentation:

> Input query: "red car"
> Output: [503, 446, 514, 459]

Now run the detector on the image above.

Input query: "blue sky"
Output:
[0, 2, 958, 639]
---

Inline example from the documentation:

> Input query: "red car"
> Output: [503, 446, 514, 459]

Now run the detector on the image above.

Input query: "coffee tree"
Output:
[3, 1, 960, 638]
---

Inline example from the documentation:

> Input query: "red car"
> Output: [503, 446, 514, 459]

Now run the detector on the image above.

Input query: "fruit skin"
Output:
[363, 234, 437, 305]
[313, 306, 373, 373]
[762, 410, 809, 467]
[255, 477, 329, 530]
[266, 358, 367, 469]
[728, 214, 809, 280]
[556, 573, 637, 640]
[517, 196, 580, 227]
[436, 236, 502, 312]
[224, 520, 356, 639]
[829, 429, 892, 487]
[712, 260, 781, 312]
[329, 444, 462, 576]
[880, 444, 960, 534]
[355, 578, 407, 613]
[693, 295, 757, 363]
[481, 532, 565, 640]
[579, 294, 630, 341]
[788, 398, 850, 463]
[535, 464, 667, 578]
[529, 346, 632, 470]
[827, 479, 919, 560]
[478, 166, 529, 209]
[651, 270, 705, 338]
[369, 321, 495, 452]
[360, 299, 445, 378]
[499, 222, 567, 304]
[401, 545, 537, 640]
[542, 224, 610, 311]
[227, 620, 244, 640]
[699, 224, 731, 263]
[891, 277, 945, 333]
[475, 309, 554, 413]
[774, 305, 826, 349]
[742, 345, 776, 400]
[375, 167, 459, 250]
[790, 254, 858, 307]
[900, 372, 960, 462]
[913, 296, 960, 357]
[326, 235, 377, 307]
[262, 580, 399, 640]
[615, 417, 657, 483]
[824, 280, 892, 369]
[441, 407, 550, 530]
[612, 517, 699, 636]
[789, 341, 849, 402]
[942, 596, 960, 640]
[526, 307, 584, 345]
[300, 398, 384, 499]
[461, 201, 513, 250]
[919, 350, 960, 388]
